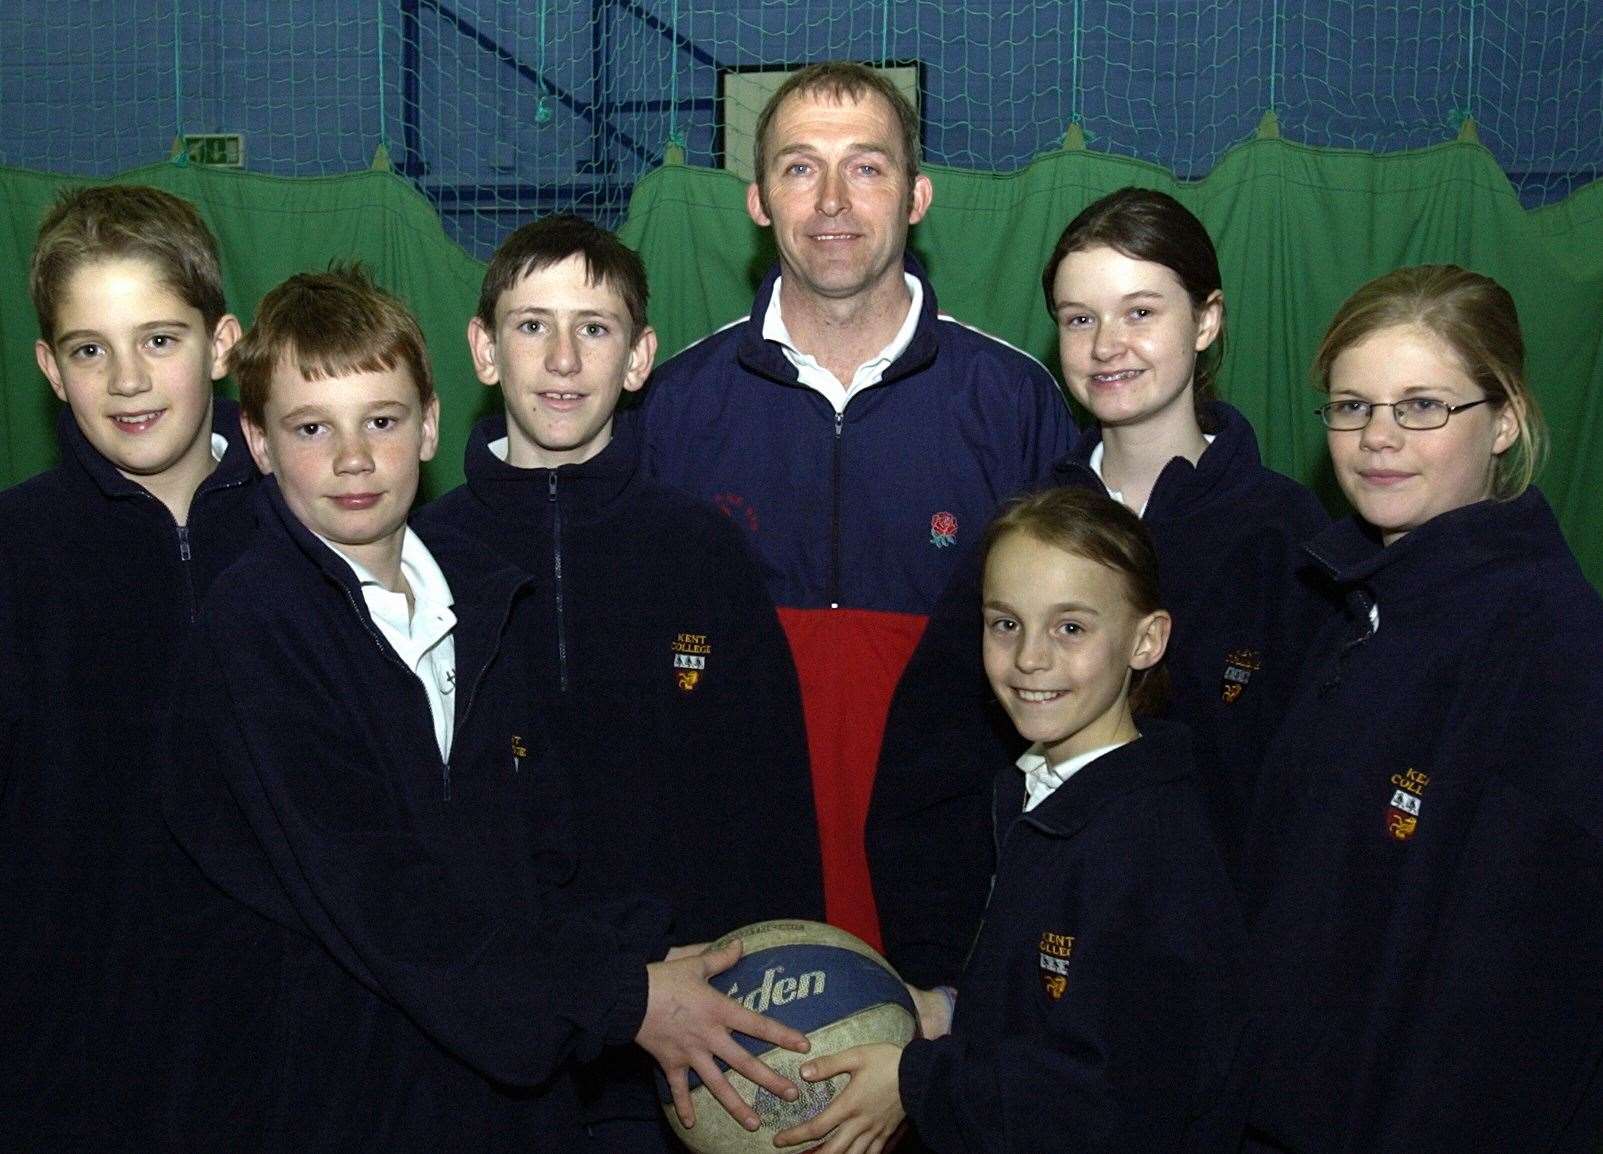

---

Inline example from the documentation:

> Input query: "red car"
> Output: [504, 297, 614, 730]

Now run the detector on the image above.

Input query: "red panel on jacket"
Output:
[778, 606, 928, 950]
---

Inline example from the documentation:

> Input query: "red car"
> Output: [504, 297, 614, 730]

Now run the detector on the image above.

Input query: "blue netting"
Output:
[2, 2, 1599, 258]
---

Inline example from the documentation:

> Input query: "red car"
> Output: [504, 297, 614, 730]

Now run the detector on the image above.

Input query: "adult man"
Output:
[641, 62, 1075, 950]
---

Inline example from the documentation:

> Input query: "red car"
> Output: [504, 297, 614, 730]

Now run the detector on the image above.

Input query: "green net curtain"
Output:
[0, 162, 486, 501]
[627, 139, 1603, 593]
[4, 137, 1602, 585]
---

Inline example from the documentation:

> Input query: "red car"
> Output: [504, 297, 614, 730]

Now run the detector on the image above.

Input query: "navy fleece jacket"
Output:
[1241, 490, 1603, 1154]
[414, 410, 823, 1125]
[641, 256, 1074, 947]
[0, 401, 258, 1151]
[869, 401, 1329, 986]
[160, 479, 672, 1152]
[1053, 402, 1333, 862]
[898, 719, 1249, 1154]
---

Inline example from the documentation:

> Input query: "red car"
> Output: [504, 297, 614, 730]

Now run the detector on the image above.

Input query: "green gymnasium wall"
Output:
[0, 162, 488, 503]
[4, 136, 1603, 586]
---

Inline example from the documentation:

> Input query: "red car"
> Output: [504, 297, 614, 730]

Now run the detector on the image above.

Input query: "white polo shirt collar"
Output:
[1088, 434, 1216, 518]
[318, 527, 459, 762]
[762, 272, 923, 414]
[1016, 739, 1131, 812]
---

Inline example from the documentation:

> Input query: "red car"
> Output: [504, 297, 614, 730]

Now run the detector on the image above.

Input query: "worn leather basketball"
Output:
[661, 919, 918, 1154]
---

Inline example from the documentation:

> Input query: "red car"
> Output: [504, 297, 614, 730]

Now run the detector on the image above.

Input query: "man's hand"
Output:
[636, 938, 810, 1131]
[772, 1042, 906, 1154]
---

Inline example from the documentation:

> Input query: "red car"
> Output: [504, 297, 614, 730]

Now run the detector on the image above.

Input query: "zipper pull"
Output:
[177, 525, 192, 562]
[547, 472, 558, 501]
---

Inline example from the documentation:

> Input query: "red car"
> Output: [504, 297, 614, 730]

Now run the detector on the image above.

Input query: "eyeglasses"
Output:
[1315, 397, 1492, 431]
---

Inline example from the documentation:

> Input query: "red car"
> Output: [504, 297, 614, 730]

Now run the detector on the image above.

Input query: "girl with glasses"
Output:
[1240, 265, 1603, 1153]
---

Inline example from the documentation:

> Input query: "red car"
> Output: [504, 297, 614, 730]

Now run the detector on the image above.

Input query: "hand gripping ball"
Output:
[660, 919, 918, 1154]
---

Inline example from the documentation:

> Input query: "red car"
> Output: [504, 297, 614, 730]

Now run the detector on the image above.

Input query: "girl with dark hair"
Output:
[868, 187, 1328, 998]
[1240, 266, 1603, 1153]
[776, 487, 1249, 1154]
[1040, 186, 1332, 871]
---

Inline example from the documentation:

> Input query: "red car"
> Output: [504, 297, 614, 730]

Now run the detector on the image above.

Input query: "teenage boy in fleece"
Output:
[415, 212, 823, 1152]
[161, 266, 808, 1152]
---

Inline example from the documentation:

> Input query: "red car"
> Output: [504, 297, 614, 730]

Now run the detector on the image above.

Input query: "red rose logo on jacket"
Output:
[713, 492, 759, 534]
[930, 510, 958, 548]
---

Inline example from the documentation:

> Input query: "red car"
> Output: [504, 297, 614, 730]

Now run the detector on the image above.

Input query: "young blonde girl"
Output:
[781, 487, 1249, 1154]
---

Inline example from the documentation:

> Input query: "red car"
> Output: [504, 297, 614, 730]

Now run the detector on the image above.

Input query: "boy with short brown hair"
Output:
[421, 212, 824, 1151]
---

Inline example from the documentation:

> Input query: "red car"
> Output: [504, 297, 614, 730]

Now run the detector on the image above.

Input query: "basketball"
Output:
[661, 919, 918, 1154]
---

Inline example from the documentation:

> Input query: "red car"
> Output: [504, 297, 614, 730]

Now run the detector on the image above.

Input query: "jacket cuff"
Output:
[897, 1036, 938, 1116]
[599, 948, 655, 1047]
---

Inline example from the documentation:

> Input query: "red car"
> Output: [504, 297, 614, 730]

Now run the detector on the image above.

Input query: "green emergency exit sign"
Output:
[183, 134, 244, 167]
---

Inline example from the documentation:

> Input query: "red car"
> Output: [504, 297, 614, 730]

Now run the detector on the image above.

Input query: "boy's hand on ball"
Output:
[772, 1042, 906, 1154]
[665, 941, 710, 961]
[639, 938, 810, 1132]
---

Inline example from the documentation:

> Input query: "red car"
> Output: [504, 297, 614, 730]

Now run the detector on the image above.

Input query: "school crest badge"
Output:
[1385, 767, 1430, 841]
[1221, 648, 1262, 703]
[1037, 930, 1074, 1000]
[672, 632, 710, 693]
[930, 511, 958, 548]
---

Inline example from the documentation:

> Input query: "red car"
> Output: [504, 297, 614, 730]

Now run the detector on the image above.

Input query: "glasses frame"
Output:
[1315, 397, 1492, 431]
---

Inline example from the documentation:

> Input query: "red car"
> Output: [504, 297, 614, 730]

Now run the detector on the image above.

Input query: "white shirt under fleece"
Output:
[1087, 435, 1216, 519]
[1016, 739, 1133, 812]
[317, 527, 459, 762]
[761, 272, 924, 413]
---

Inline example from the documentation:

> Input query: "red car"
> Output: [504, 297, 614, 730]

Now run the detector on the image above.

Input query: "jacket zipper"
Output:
[1321, 587, 1376, 693]
[176, 523, 198, 620]
[830, 410, 844, 609]
[174, 467, 251, 621]
[965, 804, 1064, 978]
[128, 488, 199, 619]
[549, 471, 569, 691]
[966, 775, 1015, 976]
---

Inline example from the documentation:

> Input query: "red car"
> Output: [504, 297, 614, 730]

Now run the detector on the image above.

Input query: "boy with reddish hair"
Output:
[162, 266, 807, 1151]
